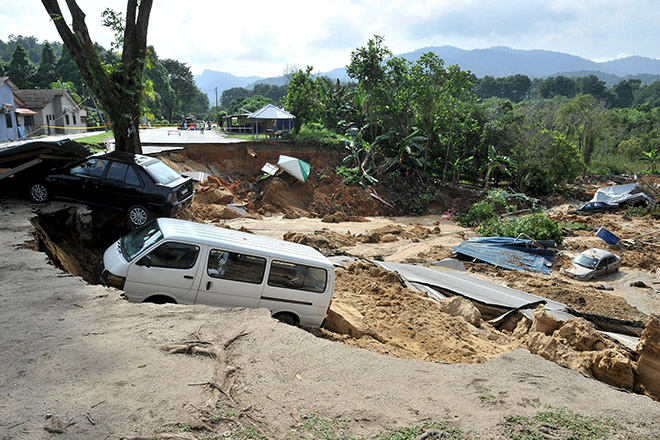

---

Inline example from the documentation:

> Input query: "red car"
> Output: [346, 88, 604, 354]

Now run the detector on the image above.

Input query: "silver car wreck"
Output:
[562, 248, 622, 280]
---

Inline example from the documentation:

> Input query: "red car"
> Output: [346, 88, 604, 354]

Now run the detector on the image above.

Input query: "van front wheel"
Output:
[273, 312, 298, 326]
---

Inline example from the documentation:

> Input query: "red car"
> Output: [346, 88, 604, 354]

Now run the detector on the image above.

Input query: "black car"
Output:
[28, 151, 194, 227]
[574, 201, 619, 215]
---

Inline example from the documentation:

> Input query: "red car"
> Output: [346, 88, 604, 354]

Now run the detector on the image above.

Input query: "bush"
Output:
[293, 124, 345, 148]
[456, 201, 497, 227]
[478, 212, 563, 243]
[334, 165, 362, 186]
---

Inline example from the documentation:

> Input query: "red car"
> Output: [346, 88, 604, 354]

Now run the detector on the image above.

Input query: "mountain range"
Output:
[195, 46, 660, 103]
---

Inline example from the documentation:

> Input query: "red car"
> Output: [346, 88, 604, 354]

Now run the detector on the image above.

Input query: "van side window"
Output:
[268, 260, 327, 293]
[148, 242, 199, 269]
[207, 249, 266, 284]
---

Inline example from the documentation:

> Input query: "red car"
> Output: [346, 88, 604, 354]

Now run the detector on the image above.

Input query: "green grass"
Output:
[285, 414, 471, 440]
[74, 130, 114, 149]
[502, 406, 651, 440]
[224, 133, 276, 141]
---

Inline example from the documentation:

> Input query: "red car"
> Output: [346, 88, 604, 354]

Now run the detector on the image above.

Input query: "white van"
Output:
[97, 218, 335, 327]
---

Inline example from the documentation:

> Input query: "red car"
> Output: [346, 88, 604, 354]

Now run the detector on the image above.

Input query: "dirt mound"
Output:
[320, 262, 521, 363]
[283, 230, 356, 255]
[320, 262, 657, 396]
[283, 225, 443, 257]
[492, 305, 641, 391]
[636, 314, 660, 399]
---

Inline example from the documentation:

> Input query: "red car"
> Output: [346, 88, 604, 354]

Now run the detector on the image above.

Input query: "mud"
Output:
[26, 148, 660, 403]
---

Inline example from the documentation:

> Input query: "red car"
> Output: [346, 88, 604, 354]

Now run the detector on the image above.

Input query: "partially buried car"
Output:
[574, 201, 619, 214]
[28, 151, 194, 227]
[562, 248, 621, 280]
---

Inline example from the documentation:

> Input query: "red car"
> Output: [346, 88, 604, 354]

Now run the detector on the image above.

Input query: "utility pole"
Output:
[215, 87, 219, 127]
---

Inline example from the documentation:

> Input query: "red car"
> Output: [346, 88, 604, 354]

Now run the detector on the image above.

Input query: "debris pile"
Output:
[321, 262, 520, 364]
[326, 262, 660, 398]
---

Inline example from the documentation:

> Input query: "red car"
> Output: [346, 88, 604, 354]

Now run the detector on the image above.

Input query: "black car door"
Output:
[55, 157, 110, 204]
[97, 161, 146, 209]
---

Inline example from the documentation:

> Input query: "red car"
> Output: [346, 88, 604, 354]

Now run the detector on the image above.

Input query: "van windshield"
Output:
[121, 221, 164, 261]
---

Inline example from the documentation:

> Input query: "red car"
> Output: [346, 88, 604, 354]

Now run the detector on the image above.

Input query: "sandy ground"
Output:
[2, 200, 660, 439]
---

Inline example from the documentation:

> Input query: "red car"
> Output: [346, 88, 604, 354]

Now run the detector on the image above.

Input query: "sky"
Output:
[2, 0, 660, 79]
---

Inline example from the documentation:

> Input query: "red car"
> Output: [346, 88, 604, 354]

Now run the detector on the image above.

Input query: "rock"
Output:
[589, 349, 635, 390]
[204, 205, 241, 220]
[635, 314, 660, 399]
[525, 331, 591, 374]
[326, 303, 366, 338]
[555, 318, 606, 352]
[194, 187, 234, 205]
[437, 296, 482, 327]
[530, 305, 562, 336]
[321, 213, 349, 223]
[512, 316, 532, 337]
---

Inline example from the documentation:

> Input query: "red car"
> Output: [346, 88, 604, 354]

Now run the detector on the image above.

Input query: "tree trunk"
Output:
[41, 0, 153, 153]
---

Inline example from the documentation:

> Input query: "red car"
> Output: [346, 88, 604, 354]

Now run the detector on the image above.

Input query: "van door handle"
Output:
[206, 281, 212, 290]
[184, 275, 193, 279]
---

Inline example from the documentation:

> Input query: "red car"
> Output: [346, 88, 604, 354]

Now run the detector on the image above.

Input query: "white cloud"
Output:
[3, 0, 660, 77]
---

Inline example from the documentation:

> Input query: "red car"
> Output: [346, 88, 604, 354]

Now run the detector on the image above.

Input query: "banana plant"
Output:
[642, 148, 659, 174]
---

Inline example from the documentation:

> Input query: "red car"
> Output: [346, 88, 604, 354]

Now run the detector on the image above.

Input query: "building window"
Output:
[5, 113, 12, 128]
[65, 114, 70, 125]
[25, 115, 34, 126]
[73, 114, 77, 125]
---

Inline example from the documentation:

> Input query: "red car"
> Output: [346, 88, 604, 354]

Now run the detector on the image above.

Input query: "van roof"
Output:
[157, 218, 332, 268]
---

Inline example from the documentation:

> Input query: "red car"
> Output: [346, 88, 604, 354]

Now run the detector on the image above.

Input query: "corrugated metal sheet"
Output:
[373, 261, 567, 313]
[453, 237, 555, 275]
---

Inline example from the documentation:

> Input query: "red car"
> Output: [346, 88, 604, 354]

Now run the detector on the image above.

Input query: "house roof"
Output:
[0, 76, 19, 90]
[13, 89, 72, 109]
[247, 104, 295, 120]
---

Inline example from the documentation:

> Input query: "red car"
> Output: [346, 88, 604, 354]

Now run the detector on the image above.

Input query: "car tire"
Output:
[28, 182, 50, 203]
[273, 312, 298, 326]
[126, 205, 152, 228]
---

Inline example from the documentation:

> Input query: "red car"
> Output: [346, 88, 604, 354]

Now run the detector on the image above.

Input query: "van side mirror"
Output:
[137, 255, 152, 268]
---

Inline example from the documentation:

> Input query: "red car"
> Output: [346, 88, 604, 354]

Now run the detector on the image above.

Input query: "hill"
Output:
[196, 46, 660, 101]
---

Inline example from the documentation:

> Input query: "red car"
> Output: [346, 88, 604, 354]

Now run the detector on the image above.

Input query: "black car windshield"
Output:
[144, 160, 181, 184]
[574, 254, 599, 269]
[121, 220, 164, 261]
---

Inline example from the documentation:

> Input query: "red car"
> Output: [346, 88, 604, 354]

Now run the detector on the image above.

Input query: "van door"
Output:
[260, 260, 331, 325]
[194, 248, 266, 308]
[124, 241, 202, 303]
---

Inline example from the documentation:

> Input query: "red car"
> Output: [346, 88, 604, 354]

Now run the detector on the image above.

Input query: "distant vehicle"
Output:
[97, 218, 335, 327]
[618, 192, 656, 207]
[574, 201, 619, 214]
[28, 152, 194, 227]
[562, 248, 621, 281]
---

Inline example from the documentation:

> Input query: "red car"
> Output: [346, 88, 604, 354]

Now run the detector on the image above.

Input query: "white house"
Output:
[13, 88, 87, 137]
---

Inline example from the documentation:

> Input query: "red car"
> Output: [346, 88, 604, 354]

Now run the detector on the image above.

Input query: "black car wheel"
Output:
[126, 205, 151, 227]
[273, 312, 299, 326]
[28, 182, 50, 203]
